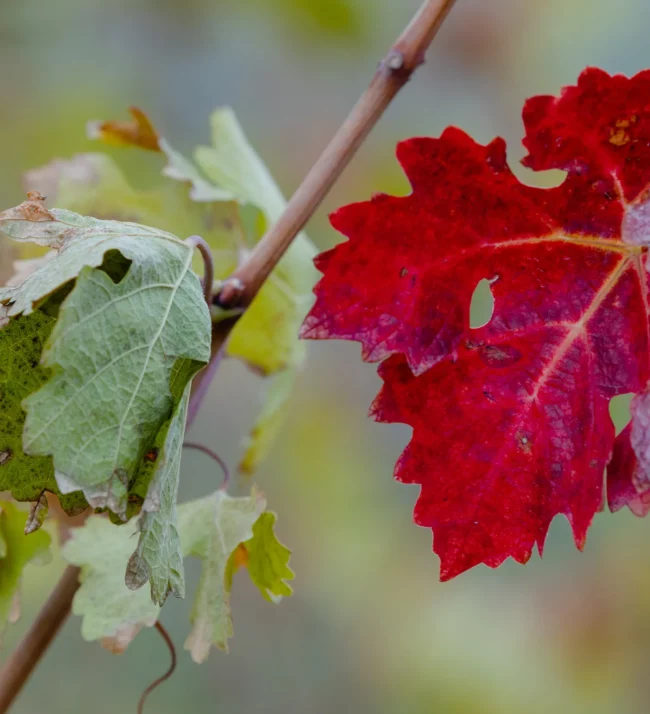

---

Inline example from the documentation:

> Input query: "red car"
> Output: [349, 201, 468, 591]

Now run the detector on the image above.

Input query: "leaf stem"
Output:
[185, 234, 215, 305]
[216, 0, 457, 309]
[137, 621, 177, 714]
[183, 441, 231, 490]
[0, 565, 81, 714]
[187, 335, 229, 427]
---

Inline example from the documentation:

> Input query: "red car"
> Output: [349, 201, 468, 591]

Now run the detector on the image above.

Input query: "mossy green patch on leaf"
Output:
[0, 310, 86, 514]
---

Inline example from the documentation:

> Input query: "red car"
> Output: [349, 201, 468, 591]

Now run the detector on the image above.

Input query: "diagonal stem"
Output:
[0, 566, 81, 713]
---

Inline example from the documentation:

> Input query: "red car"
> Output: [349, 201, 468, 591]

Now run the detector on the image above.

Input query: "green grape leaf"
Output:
[243, 512, 294, 602]
[0, 500, 51, 643]
[159, 139, 234, 203]
[0, 309, 86, 514]
[194, 108, 317, 375]
[63, 515, 160, 653]
[89, 108, 316, 472]
[0, 197, 211, 518]
[178, 489, 266, 662]
[126, 378, 195, 606]
[185, 110, 314, 469]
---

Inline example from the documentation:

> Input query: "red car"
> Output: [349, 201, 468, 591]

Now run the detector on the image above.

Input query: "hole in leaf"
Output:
[609, 393, 633, 435]
[470, 278, 495, 329]
[100, 249, 133, 284]
[38, 281, 75, 318]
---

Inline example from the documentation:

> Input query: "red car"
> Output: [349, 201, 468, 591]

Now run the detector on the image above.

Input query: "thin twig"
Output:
[137, 622, 177, 714]
[187, 333, 229, 427]
[217, 0, 457, 309]
[185, 234, 215, 305]
[183, 441, 231, 490]
[0, 566, 81, 714]
[0, 3, 456, 709]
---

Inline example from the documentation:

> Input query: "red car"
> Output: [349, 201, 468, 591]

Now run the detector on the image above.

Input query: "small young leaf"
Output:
[159, 138, 235, 203]
[0, 500, 51, 643]
[243, 512, 294, 602]
[63, 515, 160, 653]
[177, 489, 266, 661]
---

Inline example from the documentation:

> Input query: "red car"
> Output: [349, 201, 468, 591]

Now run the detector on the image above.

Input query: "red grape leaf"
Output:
[608, 423, 650, 517]
[301, 68, 650, 578]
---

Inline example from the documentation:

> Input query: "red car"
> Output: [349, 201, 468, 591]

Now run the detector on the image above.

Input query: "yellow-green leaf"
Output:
[243, 512, 294, 602]
[177, 489, 266, 661]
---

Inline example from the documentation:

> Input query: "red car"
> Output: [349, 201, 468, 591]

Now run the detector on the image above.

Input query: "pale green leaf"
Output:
[178, 489, 266, 661]
[194, 108, 291, 223]
[0, 199, 211, 516]
[126, 377, 195, 605]
[87, 108, 316, 471]
[191, 110, 314, 470]
[194, 108, 317, 374]
[244, 512, 294, 602]
[0, 500, 51, 643]
[63, 515, 160, 653]
[159, 139, 234, 203]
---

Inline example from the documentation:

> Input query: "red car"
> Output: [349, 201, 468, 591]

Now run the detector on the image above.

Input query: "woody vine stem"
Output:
[0, 0, 457, 710]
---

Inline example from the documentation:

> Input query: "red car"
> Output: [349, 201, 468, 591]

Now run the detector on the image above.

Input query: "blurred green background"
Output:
[3, 0, 650, 712]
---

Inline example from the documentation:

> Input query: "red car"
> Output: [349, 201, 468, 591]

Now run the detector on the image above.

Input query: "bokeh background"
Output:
[3, 0, 650, 712]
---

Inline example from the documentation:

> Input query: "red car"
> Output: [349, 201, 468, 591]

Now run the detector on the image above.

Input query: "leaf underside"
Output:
[0, 203, 211, 518]
[302, 67, 650, 579]
[0, 199, 211, 601]
[63, 515, 160, 653]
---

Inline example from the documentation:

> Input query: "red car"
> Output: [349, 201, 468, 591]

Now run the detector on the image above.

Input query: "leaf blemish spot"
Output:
[609, 115, 637, 146]
[479, 344, 522, 368]
[516, 432, 532, 455]
[0, 449, 12, 466]
[145, 448, 160, 463]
